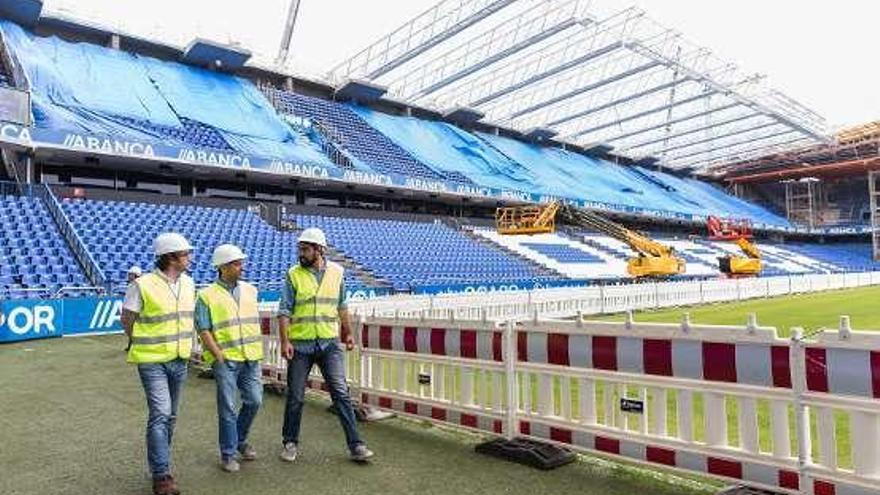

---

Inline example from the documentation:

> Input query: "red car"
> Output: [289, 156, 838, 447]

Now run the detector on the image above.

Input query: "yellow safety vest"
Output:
[128, 272, 195, 364]
[287, 261, 343, 341]
[198, 281, 263, 364]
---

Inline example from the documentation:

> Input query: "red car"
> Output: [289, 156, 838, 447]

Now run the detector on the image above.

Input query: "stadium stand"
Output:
[115, 116, 233, 152]
[0, 54, 12, 87]
[0, 20, 335, 168]
[0, 192, 90, 299]
[0, 16, 876, 300]
[2, 183, 878, 299]
[59, 199, 380, 294]
[468, 229, 626, 279]
[476, 131, 790, 227]
[470, 225, 859, 279]
[264, 88, 464, 183]
[778, 242, 880, 272]
[291, 214, 558, 290]
[0, 18, 797, 226]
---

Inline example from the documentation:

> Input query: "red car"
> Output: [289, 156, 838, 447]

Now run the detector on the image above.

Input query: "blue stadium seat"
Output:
[0, 194, 92, 297]
[61, 198, 384, 293]
[290, 213, 557, 290]
[265, 89, 472, 185]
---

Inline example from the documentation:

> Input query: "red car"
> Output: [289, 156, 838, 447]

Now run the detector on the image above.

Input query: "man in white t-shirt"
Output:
[121, 233, 195, 495]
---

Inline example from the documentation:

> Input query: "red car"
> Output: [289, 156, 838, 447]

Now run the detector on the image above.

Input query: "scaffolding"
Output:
[870, 171, 880, 260]
[784, 178, 820, 228]
[329, 0, 829, 171]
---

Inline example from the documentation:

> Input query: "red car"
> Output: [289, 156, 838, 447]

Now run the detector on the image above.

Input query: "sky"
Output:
[44, 0, 878, 130]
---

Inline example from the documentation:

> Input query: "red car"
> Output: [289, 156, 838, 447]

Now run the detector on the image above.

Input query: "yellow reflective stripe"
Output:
[139, 311, 195, 324]
[131, 331, 194, 345]
[212, 316, 262, 333]
[295, 296, 339, 306]
[215, 334, 263, 350]
[291, 315, 338, 324]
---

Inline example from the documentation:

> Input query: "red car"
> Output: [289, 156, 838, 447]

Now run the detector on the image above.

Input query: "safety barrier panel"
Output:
[238, 309, 880, 495]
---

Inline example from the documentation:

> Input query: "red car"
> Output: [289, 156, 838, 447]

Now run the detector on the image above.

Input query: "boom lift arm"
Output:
[496, 201, 686, 278]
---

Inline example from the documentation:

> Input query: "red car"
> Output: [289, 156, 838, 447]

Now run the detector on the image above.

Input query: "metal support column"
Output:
[869, 171, 880, 260]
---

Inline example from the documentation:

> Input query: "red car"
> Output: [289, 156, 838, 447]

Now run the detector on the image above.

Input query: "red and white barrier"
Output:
[353, 314, 879, 494]
[214, 306, 880, 495]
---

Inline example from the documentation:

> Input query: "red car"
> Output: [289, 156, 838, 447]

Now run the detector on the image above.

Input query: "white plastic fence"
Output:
[358, 316, 880, 494]
[348, 272, 880, 321]
[201, 309, 880, 495]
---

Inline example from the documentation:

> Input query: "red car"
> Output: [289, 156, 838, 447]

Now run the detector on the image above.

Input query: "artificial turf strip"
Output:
[597, 285, 880, 336]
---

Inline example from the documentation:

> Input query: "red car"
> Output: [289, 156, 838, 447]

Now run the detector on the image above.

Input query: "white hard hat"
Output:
[153, 232, 193, 256]
[297, 227, 327, 248]
[127, 266, 142, 276]
[212, 244, 247, 267]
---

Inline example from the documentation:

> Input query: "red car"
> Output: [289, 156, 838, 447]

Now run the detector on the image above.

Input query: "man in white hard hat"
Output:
[121, 232, 196, 495]
[124, 266, 143, 351]
[278, 227, 373, 463]
[127, 265, 143, 284]
[195, 244, 263, 473]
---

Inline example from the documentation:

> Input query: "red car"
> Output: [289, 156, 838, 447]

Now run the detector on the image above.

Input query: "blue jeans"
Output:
[213, 360, 263, 461]
[137, 358, 188, 479]
[282, 340, 363, 451]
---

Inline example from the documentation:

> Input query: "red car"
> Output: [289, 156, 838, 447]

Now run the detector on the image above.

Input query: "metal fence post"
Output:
[504, 319, 518, 441]
[790, 327, 811, 494]
[356, 314, 367, 394]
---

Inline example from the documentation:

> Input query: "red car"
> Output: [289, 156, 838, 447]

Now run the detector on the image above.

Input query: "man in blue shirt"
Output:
[277, 227, 373, 463]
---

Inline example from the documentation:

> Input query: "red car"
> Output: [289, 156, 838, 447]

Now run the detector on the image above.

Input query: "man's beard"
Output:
[299, 256, 314, 267]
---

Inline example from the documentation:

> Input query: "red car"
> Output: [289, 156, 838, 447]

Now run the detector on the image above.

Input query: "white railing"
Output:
[197, 308, 880, 495]
[348, 272, 880, 321]
[184, 272, 880, 494]
[366, 315, 879, 494]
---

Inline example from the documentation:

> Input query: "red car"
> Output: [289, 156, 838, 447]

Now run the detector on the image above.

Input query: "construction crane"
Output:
[707, 215, 762, 276]
[495, 201, 685, 278]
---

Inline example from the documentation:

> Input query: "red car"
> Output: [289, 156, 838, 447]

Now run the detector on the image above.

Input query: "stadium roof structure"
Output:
[328, 0, 831, 172]
[714, 121, 880, 183]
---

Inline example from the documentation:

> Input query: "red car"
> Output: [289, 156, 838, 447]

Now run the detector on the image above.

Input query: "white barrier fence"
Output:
[188, 309, 880, 495]
[352, 315, 879, 495]
[348, 272, 880, 321]
[190, 273, 880, 494]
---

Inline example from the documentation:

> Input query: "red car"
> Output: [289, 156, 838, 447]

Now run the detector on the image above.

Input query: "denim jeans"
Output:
[282, 340, 363, 451]
[213, 360, 263, 460]
[137, 358, 188, 479]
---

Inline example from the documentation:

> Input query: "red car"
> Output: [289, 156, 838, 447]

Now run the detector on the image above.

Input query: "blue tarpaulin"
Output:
[477, 131, 702, 212]
[1, 21, 180, 128]
[476, 131, 788, 224]
[0, 20, 333, 166]
[138, 56, 289, 141]
[351, 105, 536, 190]
[0, 19, 789, 226]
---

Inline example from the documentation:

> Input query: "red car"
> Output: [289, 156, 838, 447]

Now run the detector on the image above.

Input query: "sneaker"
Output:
[350, 444, 374, 462]
[152, 475, 180, 495]
[220, 458, 240, 473]
[279, 442, 298, 462]
[238, 443, 257, 461]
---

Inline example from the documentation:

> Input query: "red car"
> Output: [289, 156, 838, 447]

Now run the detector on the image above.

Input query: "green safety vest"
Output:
[128, 272, 195, 364]
[198, 281, 263, 364]
[287, 261, 343, 341]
